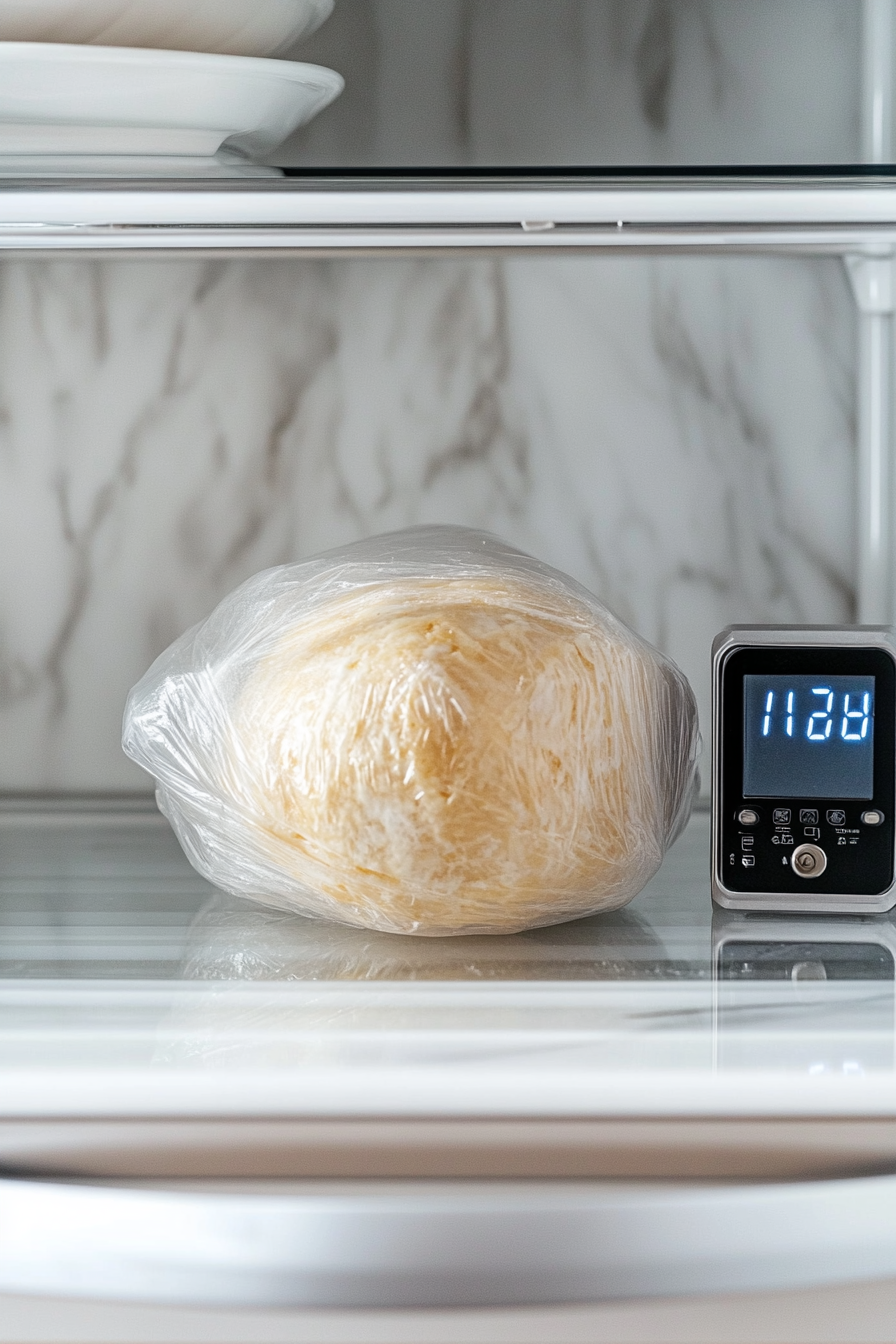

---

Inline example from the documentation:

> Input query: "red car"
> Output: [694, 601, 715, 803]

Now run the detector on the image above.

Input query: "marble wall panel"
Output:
[0, 0, 865, 792]
[0, 252, 855, 791]
[282, 0, 861, 167]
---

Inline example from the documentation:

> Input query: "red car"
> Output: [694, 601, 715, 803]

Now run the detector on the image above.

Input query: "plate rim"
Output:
[0, 40, 345, 92]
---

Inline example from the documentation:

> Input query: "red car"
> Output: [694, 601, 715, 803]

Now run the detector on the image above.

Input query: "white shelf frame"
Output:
[0, 182, 894, 254]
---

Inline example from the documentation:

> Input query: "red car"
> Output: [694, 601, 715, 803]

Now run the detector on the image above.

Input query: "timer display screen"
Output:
[743, 673, 875, 799]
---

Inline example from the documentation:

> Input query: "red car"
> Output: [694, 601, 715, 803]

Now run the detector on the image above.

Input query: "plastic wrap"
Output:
[123, 526, 700, 935]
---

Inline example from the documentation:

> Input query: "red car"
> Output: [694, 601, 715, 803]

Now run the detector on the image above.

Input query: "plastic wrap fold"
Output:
[123, 527, 700, 935]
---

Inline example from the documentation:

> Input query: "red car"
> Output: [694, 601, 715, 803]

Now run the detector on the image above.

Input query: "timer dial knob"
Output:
[791, 843, 827, 879]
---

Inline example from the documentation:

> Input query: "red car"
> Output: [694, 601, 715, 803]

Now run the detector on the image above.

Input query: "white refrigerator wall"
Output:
[0, 1, 861, 791]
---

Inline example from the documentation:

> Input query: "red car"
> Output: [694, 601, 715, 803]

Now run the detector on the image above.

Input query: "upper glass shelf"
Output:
[0, 0, 890, 251]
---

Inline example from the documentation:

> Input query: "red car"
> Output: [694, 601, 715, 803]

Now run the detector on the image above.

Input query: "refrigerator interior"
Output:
[1, 2, 896, 1339]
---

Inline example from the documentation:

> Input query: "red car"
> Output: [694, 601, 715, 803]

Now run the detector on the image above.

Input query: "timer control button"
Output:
[800, 809, 819, 825]
[737, 808, 760, 826]
[861, 810, 885, 826]
[791, 843, 827, 879]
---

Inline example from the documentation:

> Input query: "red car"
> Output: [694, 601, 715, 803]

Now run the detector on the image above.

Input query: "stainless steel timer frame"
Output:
[712, 625, 896, 914]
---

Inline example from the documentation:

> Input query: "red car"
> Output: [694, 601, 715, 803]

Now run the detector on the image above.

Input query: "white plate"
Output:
[0, 0, 334, 57]
[0, 44, 343, 158]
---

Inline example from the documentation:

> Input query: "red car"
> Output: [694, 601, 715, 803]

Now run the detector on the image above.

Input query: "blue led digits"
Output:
[754, 684, 873, 744]
[807, 687, 834, 740]
[743, 674, 876, 799]
[842, 691, 871, 741]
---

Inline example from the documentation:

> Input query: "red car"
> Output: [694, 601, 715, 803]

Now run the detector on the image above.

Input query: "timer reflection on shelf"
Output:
[711, 911, 896, 1074]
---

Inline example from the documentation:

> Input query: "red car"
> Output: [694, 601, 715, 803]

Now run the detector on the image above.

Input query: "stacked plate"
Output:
[0, 0, 343, 175]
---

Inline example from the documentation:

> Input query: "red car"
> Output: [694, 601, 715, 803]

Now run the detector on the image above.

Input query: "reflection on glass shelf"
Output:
[181, 895, 670, 984]
[0, 807, 893, 1117]
[712, 913, 896, 1075]
[0, 805, 215, 979]
[0, 803, 710, 982]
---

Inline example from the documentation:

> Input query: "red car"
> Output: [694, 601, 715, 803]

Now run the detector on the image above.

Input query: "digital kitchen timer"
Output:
[711, 626, 896, 913]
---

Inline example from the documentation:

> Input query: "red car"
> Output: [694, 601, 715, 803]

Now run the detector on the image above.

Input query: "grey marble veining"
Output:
[0, 0, 864, 790]
[283, 0, 861, 167]
[0, 252, 855, 790]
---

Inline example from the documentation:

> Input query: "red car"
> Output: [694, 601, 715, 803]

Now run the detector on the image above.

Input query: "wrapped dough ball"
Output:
[232, 579, 672, 931]
[124, 527, 699, 935]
